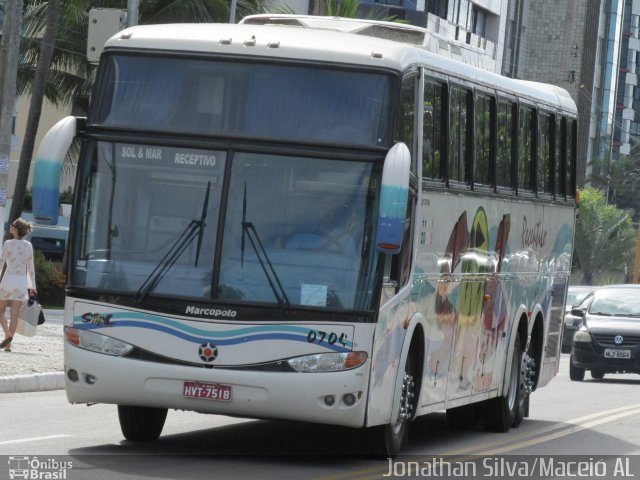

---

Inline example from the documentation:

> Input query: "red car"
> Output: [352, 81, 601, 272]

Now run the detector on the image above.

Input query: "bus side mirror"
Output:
[376, 142, 411, 254]
[32, 116, 78, 225]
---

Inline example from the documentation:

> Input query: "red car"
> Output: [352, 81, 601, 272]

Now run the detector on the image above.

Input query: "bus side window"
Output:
[518, 105, 535, 193]
[423, 80, 445, 181]
[474, 93, 493, 187]
[537, 112, 553, 195]
[566, 119, 577, 197]
[496, 100, 515, 190]
[399, 74, 419, 176]
[554, 116, 564, 198]
[449, 86, 471, 185]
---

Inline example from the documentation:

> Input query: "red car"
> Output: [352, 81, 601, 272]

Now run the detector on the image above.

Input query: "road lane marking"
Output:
[482, 406, 640, 455]
[446, 403, 640, 456]
[318, 403, 640, 480]
[0, 434, 71, 446]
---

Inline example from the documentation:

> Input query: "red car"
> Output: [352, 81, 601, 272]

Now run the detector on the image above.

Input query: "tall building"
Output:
[612, 0, 640, 163]
[591, 0, 625, 182]
[502, 0, 640, 189]
[502, 0, 602, 187]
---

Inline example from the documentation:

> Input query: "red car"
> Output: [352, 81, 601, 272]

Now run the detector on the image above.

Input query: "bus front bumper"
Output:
[64, 344, 369, 428]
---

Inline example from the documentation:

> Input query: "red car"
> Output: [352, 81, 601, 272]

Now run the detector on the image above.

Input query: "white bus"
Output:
[33, 15, 577, 456]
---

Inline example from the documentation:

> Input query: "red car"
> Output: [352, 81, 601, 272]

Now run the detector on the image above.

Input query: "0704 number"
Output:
[307, 330, 348, 347]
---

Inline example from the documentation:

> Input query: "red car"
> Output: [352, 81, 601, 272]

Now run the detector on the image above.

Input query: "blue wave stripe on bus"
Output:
[379, 184, 408, 218]
[74, 313, 353, 347]
[74, 321, 351, 352]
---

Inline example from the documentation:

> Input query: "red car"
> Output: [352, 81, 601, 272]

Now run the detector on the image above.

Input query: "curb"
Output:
[0, 371, 65, 394]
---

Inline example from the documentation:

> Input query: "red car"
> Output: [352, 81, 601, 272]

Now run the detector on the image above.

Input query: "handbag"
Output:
[19, 294, 43, 327]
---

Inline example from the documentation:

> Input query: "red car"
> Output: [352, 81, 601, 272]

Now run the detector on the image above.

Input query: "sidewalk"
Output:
[0, 309, 65, 394]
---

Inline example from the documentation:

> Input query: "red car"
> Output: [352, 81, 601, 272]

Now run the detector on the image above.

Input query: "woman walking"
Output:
[0, 218, 37, 352]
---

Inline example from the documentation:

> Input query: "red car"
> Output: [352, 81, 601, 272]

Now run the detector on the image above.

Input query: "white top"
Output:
[0, 239, 36, 301]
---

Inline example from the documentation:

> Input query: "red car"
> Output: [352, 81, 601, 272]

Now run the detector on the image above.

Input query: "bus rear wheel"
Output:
[481, 332, 527, 432]
[118, 405, 168, 441]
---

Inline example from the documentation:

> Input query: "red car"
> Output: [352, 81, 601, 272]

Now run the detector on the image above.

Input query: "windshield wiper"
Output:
[136, 182, 211, 301]
[241, 183, 290, 312]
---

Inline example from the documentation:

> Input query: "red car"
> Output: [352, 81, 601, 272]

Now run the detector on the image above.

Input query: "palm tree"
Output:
[573, 188, 637, 285]
[8, 0, 60, 229]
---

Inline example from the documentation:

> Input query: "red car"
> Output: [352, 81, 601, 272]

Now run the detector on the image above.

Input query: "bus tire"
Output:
[365, 349, 417, 457]
[118, 405, 168, 441]
[481, 332, 526, 432]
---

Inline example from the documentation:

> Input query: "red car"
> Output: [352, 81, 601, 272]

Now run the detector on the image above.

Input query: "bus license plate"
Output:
[183, 381, 232, 401]
[604, 349, 631, 359]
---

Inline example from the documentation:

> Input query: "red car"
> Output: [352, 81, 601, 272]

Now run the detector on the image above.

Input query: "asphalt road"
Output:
[1, 356, 639, 480]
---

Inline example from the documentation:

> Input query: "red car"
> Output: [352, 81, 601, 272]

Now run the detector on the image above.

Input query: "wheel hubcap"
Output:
[394, 372, 415, 433]
[521, 353, 536, 395]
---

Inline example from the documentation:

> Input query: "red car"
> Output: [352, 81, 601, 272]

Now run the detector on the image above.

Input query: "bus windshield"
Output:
[91, 54, 393, 148]
[70, 142, 381, 311]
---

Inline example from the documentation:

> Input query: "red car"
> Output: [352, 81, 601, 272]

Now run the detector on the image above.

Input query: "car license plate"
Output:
[183, 381, 232, 401]
[604, 349, 631, 359]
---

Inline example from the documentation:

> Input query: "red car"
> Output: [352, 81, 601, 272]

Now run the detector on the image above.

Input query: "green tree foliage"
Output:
[573, 187, 637, 285]
[58, 186, 73, 204]
[326, 0, 359, 17]
[608, 155, 640, 222]
[34, 250, 66, 307]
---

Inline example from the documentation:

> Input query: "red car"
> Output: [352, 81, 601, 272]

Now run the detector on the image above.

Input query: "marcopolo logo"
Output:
[8, 456, 73, 479]
[185, 305, 237, 318]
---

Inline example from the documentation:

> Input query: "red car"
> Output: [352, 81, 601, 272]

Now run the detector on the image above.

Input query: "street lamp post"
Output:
[127, 0, 139, 27]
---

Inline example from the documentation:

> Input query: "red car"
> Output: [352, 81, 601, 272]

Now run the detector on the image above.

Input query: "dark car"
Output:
[561, 286, 597, 353]
[570, 286, 640, 381]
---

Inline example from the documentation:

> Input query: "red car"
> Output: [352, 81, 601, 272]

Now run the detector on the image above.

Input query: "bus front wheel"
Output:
[365, 349, 417, 457]
[118, 405, 168, 441]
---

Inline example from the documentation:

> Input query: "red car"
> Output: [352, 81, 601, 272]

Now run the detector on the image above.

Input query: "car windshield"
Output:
[566, 288, 593, 307]
[588, 290, 640, 317]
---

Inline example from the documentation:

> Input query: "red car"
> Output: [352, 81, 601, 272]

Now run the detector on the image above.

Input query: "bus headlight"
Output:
[65, 327, 134, 356]
[287, 351, 367, 372]
[573, 329, 592, 343]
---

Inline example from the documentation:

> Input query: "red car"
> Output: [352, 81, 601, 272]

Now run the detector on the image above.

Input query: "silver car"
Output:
[562, 286, 597, 353]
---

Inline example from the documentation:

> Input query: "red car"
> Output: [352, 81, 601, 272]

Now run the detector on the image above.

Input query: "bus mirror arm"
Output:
[375, 142, 411, 254]
[33, 116, 82, 225]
